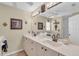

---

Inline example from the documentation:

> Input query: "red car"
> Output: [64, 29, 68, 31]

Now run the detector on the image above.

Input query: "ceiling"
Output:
[40, 2, 79, 18]
[1, 2, 79, 18]
[0, 2, 44, 12]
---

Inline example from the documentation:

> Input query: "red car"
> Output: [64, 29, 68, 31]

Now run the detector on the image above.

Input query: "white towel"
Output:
[0, 36, 7, 48]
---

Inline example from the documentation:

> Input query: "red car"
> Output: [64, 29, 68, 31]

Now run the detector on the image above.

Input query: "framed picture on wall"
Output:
[38, 22, 43, 30]
[10, 18, 22, 29]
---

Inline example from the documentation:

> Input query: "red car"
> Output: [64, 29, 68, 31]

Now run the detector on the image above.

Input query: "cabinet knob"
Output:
[31, 42, 34, 44]
[31, 48, 33, 50]
[45, 49, 47, 51]
[41, 47, 44, 49]
[26, 38, 27, 40]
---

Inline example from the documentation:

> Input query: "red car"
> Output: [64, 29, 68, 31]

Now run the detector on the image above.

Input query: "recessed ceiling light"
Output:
[26, 2, 33, 6]
[72, 3, 76, 7]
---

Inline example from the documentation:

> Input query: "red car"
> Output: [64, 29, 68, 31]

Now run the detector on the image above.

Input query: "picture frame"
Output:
[38, 22, 43, 30]
[10, 18, 22, 29]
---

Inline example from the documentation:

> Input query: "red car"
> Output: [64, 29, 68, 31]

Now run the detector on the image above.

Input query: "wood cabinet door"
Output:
[23, 37, 37, 56]
[35, 42, 58, 56]
[36, 43, 45, 56]
[44, 46, 58, 56]
[28, 39, 37, 56]
[23, 37, 31, 55]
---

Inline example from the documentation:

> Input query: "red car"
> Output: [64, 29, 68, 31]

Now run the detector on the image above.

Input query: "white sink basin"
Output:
[43, 40, 63, 47]
[35, 35, 65, 47]
[35, 35, 52, 41]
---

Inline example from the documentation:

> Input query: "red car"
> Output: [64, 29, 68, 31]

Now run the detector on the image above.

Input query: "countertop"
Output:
[23, 34, 79, 56]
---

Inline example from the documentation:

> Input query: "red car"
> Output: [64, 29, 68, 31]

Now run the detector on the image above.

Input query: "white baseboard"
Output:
[4, 49, 23, 56]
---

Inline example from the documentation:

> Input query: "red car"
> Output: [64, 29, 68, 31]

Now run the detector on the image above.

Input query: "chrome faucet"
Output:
[52, 34, 60, 42]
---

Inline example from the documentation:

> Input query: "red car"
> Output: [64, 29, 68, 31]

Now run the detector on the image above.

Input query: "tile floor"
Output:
[9, 50, 28, 56]
[16, 50, 28, 56]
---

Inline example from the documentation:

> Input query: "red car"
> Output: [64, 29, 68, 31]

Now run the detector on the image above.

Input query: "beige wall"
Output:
[0, 4, 32, 54]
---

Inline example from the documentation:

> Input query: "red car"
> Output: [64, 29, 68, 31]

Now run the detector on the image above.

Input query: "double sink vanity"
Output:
[23, 33, 79, 56]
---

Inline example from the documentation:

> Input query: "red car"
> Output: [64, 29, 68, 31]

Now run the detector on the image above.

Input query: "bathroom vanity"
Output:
[23, 34, 79, 56]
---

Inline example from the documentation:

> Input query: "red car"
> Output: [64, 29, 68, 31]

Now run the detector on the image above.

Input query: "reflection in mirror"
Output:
[46, 20, 51, 31]
[53, 20, 59, 31]
[38, 22, 43, 30]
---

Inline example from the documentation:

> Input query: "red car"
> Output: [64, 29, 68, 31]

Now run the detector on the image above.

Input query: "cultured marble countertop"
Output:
[23, 34, 79, 56]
